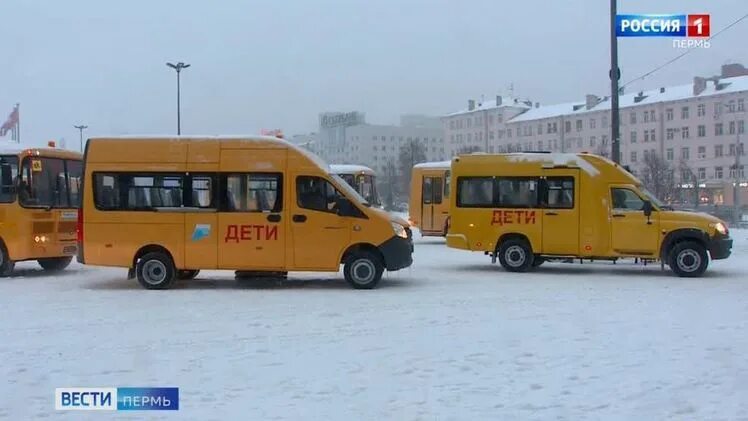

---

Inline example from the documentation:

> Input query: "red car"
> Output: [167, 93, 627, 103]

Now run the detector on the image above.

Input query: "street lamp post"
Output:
[610, 0, 621, 163]
[73, 125, 88, 152]
[166, 62, 191, 135]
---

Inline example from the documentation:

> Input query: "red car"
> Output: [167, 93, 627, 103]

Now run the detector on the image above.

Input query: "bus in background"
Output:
[330, 164, 382, 208]
[409, 161, 451, 237]
[78, 136, 413, 290]
[0, 147, 83, 276]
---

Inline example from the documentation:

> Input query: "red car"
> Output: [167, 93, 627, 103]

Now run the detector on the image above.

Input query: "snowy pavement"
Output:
[2, 231, 748, 420]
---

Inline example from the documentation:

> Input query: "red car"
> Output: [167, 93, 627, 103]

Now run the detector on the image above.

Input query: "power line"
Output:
[621, 12, 748, 89]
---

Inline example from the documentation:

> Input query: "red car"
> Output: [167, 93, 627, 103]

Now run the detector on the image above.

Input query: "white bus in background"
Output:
[330, 164, 382, 208]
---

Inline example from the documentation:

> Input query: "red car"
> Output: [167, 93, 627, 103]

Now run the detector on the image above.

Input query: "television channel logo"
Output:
[55, 387, 179, 411]
[616, 14, 711, 49]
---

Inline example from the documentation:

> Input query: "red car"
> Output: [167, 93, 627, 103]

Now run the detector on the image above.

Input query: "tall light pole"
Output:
[610, 0, 621, 163]
[166, 62, 190, 135]
[73, 125, 88, 152]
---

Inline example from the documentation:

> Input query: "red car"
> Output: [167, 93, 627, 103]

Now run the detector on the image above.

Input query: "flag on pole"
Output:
[0, 104, 20, 141]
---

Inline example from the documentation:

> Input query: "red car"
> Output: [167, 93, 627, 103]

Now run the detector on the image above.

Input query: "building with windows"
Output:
[308, 112, 445, 176]
[443, 63, 748, 206]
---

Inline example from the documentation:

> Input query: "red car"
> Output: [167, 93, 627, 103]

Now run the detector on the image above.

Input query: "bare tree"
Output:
[398, 139, 427, 199]
[379, 161, 398, 210]
[678, 159, 702, 208]
[640, 153, 677, 204]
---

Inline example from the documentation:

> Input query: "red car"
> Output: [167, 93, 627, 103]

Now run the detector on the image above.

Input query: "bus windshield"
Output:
[0, 155, 18, 203]
[331, 174, 370, 207]
[336, 173, 381, 206]
[19, 157, 82, 209]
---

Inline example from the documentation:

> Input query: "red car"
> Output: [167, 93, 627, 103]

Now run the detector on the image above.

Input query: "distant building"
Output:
[443, 63, 748, 206]
[312, 111, 445, 175]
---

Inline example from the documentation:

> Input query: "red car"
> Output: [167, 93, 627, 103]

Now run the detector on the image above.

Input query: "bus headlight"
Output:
[391, 222, 408, 239]
[713, 222, 728, 236]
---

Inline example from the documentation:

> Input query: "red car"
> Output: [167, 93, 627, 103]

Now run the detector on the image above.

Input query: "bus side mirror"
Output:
[335, 197, 356, 217]
[643, 200, 653, 217]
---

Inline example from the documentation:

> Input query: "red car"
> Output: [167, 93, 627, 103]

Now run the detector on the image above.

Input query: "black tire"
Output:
[0, 241, 14, 277]
[498, 238, 534, 272]
[343, 251, 384, 289]
[532, 256, 545, 268]
[177, 269, 200, 280]
[136, 252, 176, 290]
[668, 241, 709, 277]
[38, 256, 73, 272]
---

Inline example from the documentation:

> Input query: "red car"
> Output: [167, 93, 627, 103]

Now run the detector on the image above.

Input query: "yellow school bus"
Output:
[409, 161, 450, 236]
[0, 147, 83, 276]
[447, 152, 732, 277]
[330, 164, 381, 208]
[78, 136, 413, 289]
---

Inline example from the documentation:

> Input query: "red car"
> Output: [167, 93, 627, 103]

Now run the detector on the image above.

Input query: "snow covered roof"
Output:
[0, 147, 25, 155]
[509, 75, 748, 123]
[445, 97, 532, 116]
[330, 164, 375, 174]
[414, 160, 451, 169]
[501, 153, 600, 177]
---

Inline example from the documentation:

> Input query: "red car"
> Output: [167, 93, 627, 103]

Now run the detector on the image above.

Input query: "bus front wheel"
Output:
[38, 256, 72, 272]
[0, 242, 14, 277]
[343, 251, 384, 289]
[136, 252, 177, 290]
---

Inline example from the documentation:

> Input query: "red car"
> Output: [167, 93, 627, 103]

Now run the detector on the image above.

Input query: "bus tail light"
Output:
[77, 208, 84, 243]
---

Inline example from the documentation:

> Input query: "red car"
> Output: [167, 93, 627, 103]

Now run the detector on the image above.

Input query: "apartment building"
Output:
[310, 111, 445, 175]
[443, 63, 748, 206]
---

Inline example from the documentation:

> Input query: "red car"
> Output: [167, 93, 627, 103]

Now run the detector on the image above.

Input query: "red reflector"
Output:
[76, 209, 84, 243]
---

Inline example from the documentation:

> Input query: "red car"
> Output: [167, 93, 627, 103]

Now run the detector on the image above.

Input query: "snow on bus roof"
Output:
[501, 153, 600, 176]
[413, 160, 451, 169]
[330, 164, 375, 174]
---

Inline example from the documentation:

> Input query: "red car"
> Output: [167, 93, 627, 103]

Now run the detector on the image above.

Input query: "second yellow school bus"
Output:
[0, 147, 82, 276]
[78, 136, 413, 289]
[447, 152, 732, 277]
[408, 161, 450, 236]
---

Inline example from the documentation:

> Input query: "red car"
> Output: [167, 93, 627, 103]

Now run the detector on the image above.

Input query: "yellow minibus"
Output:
[408, 161, 450, 236]
[447, 152, 732, 277]
[78, 136, 413, 289]
[330, 164, 381, 207]
[0, 147, 82, 275]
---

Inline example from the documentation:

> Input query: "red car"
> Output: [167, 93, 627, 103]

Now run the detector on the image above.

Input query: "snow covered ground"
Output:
[2, 231, 748, 420]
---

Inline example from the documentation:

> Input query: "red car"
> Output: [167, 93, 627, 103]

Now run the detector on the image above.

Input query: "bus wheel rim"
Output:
[505, 245, 526, 267]
[677, 249, 701, 272]
[352, 259, 375, 284]
[143, 260, 167, 285]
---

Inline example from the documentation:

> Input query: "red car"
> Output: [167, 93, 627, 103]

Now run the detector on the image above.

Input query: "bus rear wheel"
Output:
[38, 256, 73, 272]
[0, 242, 14, 277]
[498, 239, 534, 272]
[136, 252, 177, 290]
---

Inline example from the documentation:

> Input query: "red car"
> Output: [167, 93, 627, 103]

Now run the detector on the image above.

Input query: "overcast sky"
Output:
[1, 0, 745, 148]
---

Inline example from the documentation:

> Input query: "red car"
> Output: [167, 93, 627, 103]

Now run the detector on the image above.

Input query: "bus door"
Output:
[421, 175, 443, 233]
[217, 150, 286, 270]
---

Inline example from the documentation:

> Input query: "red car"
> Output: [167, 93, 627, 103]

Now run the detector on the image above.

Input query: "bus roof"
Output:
[0, 147, 82, 160]
[86, 135, 330, 169]
[330, 164, 375, 175]
[413, 160, 451, 169]
[453, 152, 640, 183]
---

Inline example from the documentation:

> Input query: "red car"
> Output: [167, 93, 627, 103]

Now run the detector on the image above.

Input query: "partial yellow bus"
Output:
[78, 136, 413, 289]
[447, 152, 732, 277]
[409, 161, 450, 236]
[0, 147, 83, 275]
[330, 164, 381, 207]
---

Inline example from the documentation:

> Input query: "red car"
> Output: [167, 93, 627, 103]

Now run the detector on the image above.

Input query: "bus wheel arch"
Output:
[496, 233, 534, 272]
[341, 243, 385, 289]
[133, 245, 177, 290]
[0, 238, 15, 277]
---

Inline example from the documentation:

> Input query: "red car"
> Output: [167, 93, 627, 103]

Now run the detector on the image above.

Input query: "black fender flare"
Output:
[659, 228, 709, 259]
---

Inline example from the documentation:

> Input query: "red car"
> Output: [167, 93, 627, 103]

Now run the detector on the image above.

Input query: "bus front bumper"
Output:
[709, 234, 732, 260]
[379, 235, 413, 271]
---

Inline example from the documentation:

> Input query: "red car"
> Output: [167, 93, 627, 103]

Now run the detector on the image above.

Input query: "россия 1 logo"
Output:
[616, 14, 711, 49]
